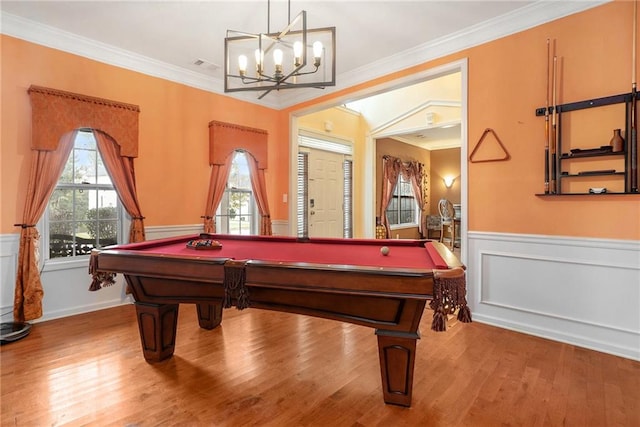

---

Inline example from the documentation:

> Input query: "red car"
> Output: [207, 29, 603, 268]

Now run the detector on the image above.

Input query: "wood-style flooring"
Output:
[1, 304, 639, 426]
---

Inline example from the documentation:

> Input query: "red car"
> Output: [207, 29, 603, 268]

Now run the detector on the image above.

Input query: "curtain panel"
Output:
[13, 132, 76, 322]
[15, 87, 141, 319]
[247, 153, 273, 235]
[203, 162, 233, 234]
[94, 131, 146, 244]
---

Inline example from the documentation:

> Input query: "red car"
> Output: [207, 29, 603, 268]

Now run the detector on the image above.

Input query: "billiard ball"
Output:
[380, 246, 390, 256]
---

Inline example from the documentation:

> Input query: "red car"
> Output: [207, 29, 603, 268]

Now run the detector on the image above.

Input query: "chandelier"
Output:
[224, 0, 336, 99]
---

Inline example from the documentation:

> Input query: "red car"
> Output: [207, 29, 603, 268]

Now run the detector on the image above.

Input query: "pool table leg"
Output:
[135, 302, 179, 363]
[375, 330, 419, 407]
[196, 302, 223, 329]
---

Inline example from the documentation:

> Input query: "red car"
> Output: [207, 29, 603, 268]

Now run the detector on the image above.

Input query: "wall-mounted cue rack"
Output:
[535, 90, 639, 196]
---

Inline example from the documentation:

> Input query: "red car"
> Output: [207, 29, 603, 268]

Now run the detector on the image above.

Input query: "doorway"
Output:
[307, 148, 345, 238]
[297, 132, 354, 238]
[289, 59, 468, 263]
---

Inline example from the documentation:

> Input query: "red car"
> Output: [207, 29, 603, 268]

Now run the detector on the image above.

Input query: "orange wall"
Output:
[0, 35, 288, 234]
[2, 1, 639, 241]
[289, 1, 639, 240]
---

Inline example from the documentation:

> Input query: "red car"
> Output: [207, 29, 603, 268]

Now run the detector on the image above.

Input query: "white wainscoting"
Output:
[467, 232, 640, 361]
[271, 220, 289, 236]
[144, 224, 203, 240]
[0, 234, 20, 320]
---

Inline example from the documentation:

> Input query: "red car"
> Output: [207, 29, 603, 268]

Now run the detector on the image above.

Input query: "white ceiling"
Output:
[1, 1, 609, 110]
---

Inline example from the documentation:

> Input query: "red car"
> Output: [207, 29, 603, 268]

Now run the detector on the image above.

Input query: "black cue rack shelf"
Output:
[534, 90, 640, 196]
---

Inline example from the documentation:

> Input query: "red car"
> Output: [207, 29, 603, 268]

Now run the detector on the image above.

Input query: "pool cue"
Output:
[551, 49, 558, 193]
[631, 0, 638, 192]
[544, 39, 551, 194]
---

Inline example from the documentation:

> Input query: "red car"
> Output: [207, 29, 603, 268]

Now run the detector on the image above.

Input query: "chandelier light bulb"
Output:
[273, 48, 283, 66]
[293, 41, 303, 66]
[238, 55, 248, 76]
[254, 49, 264, 73]
[312, 41, 323, 66]
[273, 48, 283, 78]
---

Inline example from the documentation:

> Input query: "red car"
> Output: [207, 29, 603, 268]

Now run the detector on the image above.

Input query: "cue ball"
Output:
[380, 246, 390, 256]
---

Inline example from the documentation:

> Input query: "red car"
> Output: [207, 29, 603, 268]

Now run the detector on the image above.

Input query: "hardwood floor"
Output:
[2, 304, 638, 426]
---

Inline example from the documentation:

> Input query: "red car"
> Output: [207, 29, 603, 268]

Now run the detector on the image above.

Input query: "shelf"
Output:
[559, 171, 624, 178]
[535, 91, 639, 116]
[536, 192, 639, 197]
[536, 89, 638, 195]
[560, 151, 625, 159]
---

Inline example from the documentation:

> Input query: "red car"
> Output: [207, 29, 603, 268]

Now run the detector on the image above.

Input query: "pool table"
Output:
[90, 234, 468, 407]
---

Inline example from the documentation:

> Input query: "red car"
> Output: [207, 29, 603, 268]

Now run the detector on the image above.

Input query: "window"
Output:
[46, 130, 121, 259]
[215, 151, 257, 235]
[296, 152, 309, 238]
[386, 175, 418, 227]
[343, 159, 353, 238]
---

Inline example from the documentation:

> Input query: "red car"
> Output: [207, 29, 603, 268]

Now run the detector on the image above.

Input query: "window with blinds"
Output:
[343, 159, 353, 238]
[297, 152, 309, 238]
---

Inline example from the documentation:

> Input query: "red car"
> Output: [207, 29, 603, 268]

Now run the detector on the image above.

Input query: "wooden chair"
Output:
[437, 199, 455, 250]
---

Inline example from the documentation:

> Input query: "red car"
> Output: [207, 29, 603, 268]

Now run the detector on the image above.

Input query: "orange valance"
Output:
[28, 85, 140, 157]
[209, 120, 268, 169]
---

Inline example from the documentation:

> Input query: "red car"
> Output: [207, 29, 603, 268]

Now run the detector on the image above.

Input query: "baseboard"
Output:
[34, 298, 134, 323]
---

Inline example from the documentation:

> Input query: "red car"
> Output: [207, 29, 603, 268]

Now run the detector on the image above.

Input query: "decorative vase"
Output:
[609, 128, 624, 152]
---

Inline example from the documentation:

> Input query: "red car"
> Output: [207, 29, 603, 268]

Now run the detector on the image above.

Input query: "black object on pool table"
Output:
[186, 238, 223, 250]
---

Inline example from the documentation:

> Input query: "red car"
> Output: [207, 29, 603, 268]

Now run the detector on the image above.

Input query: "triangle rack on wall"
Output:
[469, 128, 511, 163]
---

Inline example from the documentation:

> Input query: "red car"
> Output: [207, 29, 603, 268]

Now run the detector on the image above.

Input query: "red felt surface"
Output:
[113, 235, 448, 270]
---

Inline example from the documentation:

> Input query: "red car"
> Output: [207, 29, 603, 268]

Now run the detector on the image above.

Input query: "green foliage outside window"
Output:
[86, 207, 118, 241]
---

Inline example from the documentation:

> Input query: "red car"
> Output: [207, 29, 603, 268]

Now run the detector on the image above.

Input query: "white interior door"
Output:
[308, 148, 343, 238]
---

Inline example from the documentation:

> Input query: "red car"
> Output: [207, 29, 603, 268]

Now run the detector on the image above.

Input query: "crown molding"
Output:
[1, 1, 610, 111]
[277, 0, 611, 108]
[0, 12, 284, 110]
